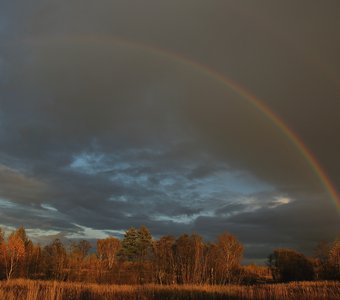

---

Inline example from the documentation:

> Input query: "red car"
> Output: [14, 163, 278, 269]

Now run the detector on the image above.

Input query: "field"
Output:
[0, 280, 339, 300]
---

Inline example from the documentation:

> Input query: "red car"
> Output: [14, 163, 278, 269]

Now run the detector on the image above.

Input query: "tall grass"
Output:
[0, 279, 339, 300]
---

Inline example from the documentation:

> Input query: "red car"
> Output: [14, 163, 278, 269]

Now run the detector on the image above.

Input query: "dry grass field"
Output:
[0, 279, 339, 300]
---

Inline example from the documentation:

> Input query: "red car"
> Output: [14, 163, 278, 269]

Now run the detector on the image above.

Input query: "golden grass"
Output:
[0, 279, 339, 300]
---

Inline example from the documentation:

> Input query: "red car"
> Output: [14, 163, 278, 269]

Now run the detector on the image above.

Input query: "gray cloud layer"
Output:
[0, 1, 339, 262]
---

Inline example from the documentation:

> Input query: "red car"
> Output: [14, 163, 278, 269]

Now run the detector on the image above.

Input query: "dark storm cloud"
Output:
[0, 164, 47, 204]
[0, 40, 319, 192]
[0, 1, 339, 260]
[194, 193, 340, 262]
[1, 0, 337, 191]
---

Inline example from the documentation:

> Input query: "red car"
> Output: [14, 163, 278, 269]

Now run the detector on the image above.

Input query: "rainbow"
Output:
[24, 35, 340, 209]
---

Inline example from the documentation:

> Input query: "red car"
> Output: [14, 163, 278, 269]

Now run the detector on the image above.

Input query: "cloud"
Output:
[269, 196, 292, 208]
[0, 0, 339, 262]
[193, 193, 340, 261]
[0, 164, 48, 204]
[66, 224, 125, 240]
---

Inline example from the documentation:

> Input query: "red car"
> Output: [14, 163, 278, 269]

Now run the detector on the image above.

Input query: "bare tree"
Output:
[328, 240, 340, 279]
[42, 239, 67, 280]
[153, 235, 176, 284]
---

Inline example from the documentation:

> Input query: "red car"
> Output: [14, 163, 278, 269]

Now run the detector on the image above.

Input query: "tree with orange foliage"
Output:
[96, 237, 121, 283]
[0, 228, 4, 279]
[214, 232, 244, 284]
[97, 237, 121, 270]
[13, 227, 33, 278]
[172, 234, 206, 284]
[68, 240, 92, 281]
[2, 231, 25, 280]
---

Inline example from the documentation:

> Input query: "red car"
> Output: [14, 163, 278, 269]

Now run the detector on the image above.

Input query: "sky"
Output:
[0, 1, 339, 263]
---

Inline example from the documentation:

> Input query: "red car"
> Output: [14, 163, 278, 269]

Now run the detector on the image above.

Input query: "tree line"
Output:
[0, 226, 339, 284]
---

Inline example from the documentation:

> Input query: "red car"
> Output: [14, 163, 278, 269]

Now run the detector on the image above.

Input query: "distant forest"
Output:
[0, 226, 339, 284]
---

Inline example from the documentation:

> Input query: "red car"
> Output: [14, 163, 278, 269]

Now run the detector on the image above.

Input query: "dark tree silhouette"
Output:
[268, 249, 314, 282]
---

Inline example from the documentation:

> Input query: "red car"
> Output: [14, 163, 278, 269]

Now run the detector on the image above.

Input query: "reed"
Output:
[0, 279, 339, 300]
